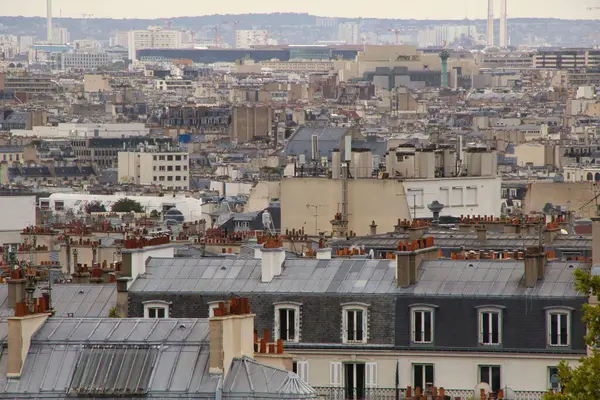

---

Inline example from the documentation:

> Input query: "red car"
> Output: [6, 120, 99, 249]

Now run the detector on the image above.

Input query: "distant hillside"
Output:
[1, 13, 599, 47]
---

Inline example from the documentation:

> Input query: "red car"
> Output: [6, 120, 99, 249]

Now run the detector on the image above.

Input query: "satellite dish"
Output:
[473, 382, 491, 400]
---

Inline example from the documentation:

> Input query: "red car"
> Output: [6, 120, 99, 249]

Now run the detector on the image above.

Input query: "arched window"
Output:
[587, 172, 593, 181]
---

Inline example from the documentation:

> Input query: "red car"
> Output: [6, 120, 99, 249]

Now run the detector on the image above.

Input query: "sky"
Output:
[1, 0, 598, 20]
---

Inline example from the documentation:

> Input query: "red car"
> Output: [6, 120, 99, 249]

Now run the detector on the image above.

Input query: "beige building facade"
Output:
[118, 150, 189, 190]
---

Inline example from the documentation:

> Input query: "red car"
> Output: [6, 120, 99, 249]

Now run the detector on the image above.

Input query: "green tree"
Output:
[85, 201, 106, 214]
[111, 198, 144, 213]
[544, 268, 600, 399]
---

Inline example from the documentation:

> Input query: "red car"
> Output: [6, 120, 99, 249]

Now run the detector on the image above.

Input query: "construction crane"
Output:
[212, 25, 221, 48]
[388, 28, 401, 45]
[189, 30, 196, 47]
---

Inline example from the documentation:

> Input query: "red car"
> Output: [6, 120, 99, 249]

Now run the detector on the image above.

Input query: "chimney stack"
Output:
[261, 238, 285, 283]
[499, 0, 508, 48]
[7, 269, 26, 309]
[369, 221, 377, 236]
[487, 0, 495, 47]
[46, 0, 53, 43]
[396, 238, 439, 288]
[476, 226, 487, 245]
[8, 313, 50, 377]
[316, 248, 332, 260]
[524, 253, 538, 288]
[209, 298, 255, 377]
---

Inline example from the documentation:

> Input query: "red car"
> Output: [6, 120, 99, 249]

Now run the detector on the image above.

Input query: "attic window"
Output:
[143, 300, 171, 319]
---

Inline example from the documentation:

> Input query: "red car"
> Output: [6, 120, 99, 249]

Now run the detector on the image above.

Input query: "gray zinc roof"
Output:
[223, 357, 315, 399]
[284, 126, 347, 160]
[0, 284, 116, 318]
[0, 318, 219, 399]
[130, 257, 584, 298]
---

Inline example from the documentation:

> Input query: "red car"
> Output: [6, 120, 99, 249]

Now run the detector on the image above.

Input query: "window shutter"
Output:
[366, 362, 378, 388]
[297, 361, 309, 383]
[294, 308, 301, 342]
[330, 362, 342, 387]
[274, 307, 280, 340]
[341, 310, 348, 342]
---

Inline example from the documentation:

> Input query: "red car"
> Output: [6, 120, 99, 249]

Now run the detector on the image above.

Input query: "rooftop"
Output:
[129, 257, 584, 298]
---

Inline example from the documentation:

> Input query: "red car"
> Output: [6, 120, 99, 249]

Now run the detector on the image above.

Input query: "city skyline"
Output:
[1, 0, 598, 20]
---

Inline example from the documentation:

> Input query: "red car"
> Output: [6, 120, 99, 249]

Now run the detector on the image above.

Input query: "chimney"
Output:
[487, 0, 495, 46]
[261, 238, 285, 283]
[369, 221, 377, 236]
[209, 298, 255, 378]
[119, 237, 174, 286]
[524, 252, 538, 288]
[7, 269, 26, 309]
[396, 238, 439, 288]
[115, 277, 131, 317]
[408, 224, 427, 241]
[543, 223, 561, 245]
[316, 248, 332, 260]
[593, 217, 600, 265]
[8, 313, 49, 377]
[476, 226, 487, 245]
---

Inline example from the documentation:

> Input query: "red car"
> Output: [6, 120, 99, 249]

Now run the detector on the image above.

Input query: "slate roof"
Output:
[0, 318, 315, 399]
[130, 257, 584, 298]
[0, 284, 116, 318]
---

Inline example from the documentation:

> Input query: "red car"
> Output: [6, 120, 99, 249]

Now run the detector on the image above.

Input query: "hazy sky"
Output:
[1, 0, 598, 20]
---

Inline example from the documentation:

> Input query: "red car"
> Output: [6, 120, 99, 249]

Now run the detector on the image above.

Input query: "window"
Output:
[159, 166, 165, 171]
[167, 176, 173, 181]
[479, 365, 501, 393]
[413, 364, 434, 392]
[342, 303, 369, 344]
[159, 176, 165, 181]
[159, 155, 165, 161]
[175, 155, 182, 161]
[410, 304, 437, 344]
[167, 166, 173, 171]
[293, 360, 309, 383]
[274, 303, 301, 342]
[547, 307, 573, 347]
[167, 155, 173, 161]
[548, 367, 561, 391]
[477, 306, 504, 346]
[176, 176, 181, 181]
[175, 165, 181, 171]
[143, 300, 171, 319]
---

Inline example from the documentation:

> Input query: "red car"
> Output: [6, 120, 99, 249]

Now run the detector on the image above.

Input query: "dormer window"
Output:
[341, 303, 369, 344]
[143, 300, 171, 319]
[410, 304, 438, 345]
[274, 302, 301, 343]
[477, 305, 505, 346]
[546, 307, 574, 347]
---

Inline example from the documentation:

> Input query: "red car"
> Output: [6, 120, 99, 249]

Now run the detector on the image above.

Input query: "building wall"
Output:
[512, 143, 548, 167]
[291, 351, 579, 391]
[403, 176, 502, 219]
[523, 182, 597, 219]
[280, 178, 412, 236]
[231, 106, 272, 143]
[0, 196, 36, 231]
[118, 151, 189, 189]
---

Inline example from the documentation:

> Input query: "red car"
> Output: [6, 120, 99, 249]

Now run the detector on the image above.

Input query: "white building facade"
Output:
[127, 27, 182, 60]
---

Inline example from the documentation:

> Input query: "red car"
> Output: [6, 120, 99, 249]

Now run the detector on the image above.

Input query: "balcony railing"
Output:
[313, 387, 548, 400]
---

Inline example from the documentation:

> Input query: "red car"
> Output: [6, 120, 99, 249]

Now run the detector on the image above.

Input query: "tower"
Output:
[46, 0, 53, 43]
[440, 49, 450, 88]
[499, 0, 508, 48]
[487, 0, 494, 47]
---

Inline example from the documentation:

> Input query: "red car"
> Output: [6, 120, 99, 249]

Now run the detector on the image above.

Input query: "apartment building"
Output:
[338, 23, 360, 45]
[124, 239, 586, 397]
[71, 136, 173, 168]
[61, 51, 122, 71]
[235, 30, 269, 49]
[231, 105, 273, 143]
[3, 75, 56, 94]
[117, 148, 190, 190]
[127, 26, 182, 61]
